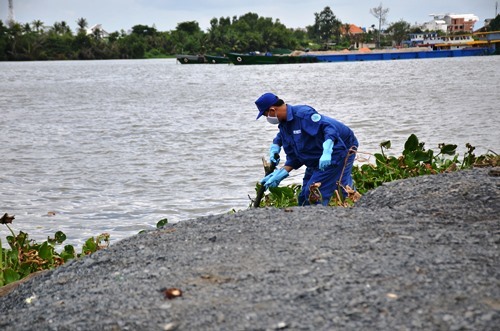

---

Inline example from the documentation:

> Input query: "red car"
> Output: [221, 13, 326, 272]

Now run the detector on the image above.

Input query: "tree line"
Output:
[1, 6, 498, 61]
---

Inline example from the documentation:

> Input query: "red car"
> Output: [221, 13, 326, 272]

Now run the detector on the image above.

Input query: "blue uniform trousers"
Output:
[298, 149, 356, 206]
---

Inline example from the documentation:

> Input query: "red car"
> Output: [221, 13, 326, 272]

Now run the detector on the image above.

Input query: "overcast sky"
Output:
[0, 0, 497, 33]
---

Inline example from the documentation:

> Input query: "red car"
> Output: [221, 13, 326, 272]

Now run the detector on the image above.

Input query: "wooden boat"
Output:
[227, 52, 318, 65]
[204, 55, 231, 64]
[176, 54, 206, 64]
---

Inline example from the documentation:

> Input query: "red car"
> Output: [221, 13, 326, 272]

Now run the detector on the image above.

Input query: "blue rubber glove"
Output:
[260, 168, 289, 189]
[319, 139, 334, 171]
[269, 143, 281, 165]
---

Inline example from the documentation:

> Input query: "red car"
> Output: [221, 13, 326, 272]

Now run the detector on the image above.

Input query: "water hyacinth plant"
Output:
[253, 134, 498, 208]
[0, 216, 170, 287]
[352, 134, 497, 194]
[0, 213, 110, 287]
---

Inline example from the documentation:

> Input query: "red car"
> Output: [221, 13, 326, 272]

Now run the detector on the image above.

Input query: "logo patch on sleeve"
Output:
[311, 114, 321, 122]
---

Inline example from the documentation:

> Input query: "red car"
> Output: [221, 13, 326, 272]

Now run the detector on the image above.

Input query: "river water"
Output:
[1, 56, 499, 247]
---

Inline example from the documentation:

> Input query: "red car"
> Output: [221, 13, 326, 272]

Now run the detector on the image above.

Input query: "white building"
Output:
[421, 14, 479, 33]
[422, 15, 447, 32]
[86, 24, 110, 38]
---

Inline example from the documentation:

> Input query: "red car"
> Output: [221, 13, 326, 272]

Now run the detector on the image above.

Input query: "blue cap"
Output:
[255, 93, 278, 119]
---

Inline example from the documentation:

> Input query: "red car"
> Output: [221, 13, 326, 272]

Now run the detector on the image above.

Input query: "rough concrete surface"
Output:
[0, 168, 498, 331]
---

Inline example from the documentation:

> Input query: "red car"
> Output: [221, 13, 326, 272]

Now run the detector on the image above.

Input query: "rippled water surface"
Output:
[1, 56, 499, 246]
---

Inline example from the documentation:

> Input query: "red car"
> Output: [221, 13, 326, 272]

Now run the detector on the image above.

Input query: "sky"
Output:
[0, 0, 497, 33]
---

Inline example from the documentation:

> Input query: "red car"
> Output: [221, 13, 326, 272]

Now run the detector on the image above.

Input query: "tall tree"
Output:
[7, 22, 23, 59]
[76, 18, 88, 34]
[31, 20, 44, 33]
[386, 20, 411, 46]
[0, 20, 8, 60]
[175, 21, 201, 35]
[170, 21, 204, 54]
[370, 3, 389, 48]
[311, 6, 342, 48]
[50, 21, 72, 35]
[486, 14, 500, 31]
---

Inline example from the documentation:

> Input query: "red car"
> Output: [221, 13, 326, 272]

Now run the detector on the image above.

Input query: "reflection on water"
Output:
[0, 56, 498, 247]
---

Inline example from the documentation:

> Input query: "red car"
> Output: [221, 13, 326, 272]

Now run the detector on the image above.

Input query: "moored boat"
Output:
[409, 32, 476, 49]
[408, 30, 500, 51]
[204, 55, 231, 64]
[312, 47, 491, 63]
[176, 54, 206, 64]
[227, 52, 318, 65]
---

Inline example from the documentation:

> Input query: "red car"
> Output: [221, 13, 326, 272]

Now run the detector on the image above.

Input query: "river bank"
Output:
[0, 167, 498, 330]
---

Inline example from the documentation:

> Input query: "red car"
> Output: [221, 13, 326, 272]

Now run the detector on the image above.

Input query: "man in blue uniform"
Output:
[255, 92, 358, 206]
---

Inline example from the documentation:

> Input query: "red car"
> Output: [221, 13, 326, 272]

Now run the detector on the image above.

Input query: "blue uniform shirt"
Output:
[272, 104, 357, 169]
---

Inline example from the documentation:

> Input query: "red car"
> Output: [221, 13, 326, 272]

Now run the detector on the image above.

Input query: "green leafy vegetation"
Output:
[4, 6, 488, 61]
[352, 134, 497, 194]
[0, 216, 110, 287]
[256, 184, 302, 208]
[0, 217, 169, 287]
[254, 134, 498, 208]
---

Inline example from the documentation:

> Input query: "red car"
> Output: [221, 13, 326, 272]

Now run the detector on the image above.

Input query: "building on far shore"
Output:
[421, 15, 447, 32]
[86, 24, 110, 38]
[446, 14, 479, 33]
[421, 14, 479, 33]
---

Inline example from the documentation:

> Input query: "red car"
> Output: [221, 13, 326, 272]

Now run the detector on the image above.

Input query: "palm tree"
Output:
[22, 23, 31, 33]
[76, 17, 88, 34]
[51, 21, 72, 35]
[343, 23, 352, 46]
[7, 22, 22, 58]
[51, 22, 62, 34]
[31, 20, 44, 33]
[60, 21, 72, 35]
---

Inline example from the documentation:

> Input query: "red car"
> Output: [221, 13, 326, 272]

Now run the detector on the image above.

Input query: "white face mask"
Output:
[266, 115, 279, 125]
[266, 108, 279, 125]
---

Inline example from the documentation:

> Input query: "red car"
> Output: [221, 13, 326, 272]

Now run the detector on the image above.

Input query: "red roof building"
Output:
[341, 24, 365, 35]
